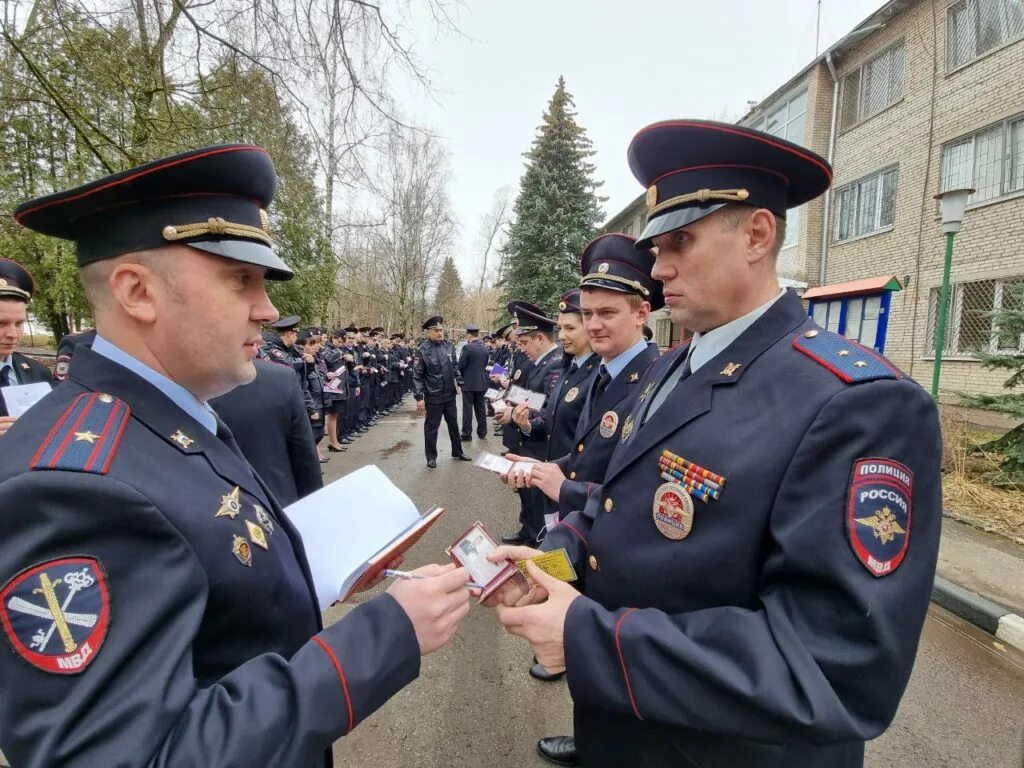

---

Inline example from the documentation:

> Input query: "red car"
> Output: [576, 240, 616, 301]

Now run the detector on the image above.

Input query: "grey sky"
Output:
[396, 0, 884, 279]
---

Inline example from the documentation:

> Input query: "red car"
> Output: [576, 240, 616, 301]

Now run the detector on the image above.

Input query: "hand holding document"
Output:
[505, 385, 545, 410]
[285, 465, 445, 609]
[473, 451, 535, 477]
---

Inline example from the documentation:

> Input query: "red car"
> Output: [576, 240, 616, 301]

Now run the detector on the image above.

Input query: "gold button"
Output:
[804, 330, 819, 338]
[569, 471, 576, 480]
[588, 555, 598, 571]
[577, 443, 584, 453]
[98, 393, 114, 403]
[604, 498, 613, 513]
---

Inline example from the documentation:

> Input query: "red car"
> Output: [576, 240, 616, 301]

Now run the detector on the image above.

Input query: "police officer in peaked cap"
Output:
[486, 121, 942, 768]
[413, 315, 471, 468]
[0, 259, 53, 433]
[0, 145, 472, 767]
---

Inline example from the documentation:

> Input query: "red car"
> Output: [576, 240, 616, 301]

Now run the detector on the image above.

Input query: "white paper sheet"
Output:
[506, 385, 545, 410]
[1, 382, 51, 418]
[285, 465, 424, 610]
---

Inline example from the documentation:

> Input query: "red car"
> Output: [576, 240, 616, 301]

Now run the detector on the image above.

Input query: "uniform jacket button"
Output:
[569, 471, 576, 480]
[588, 555, 598, 571]
[577, 443, 584, 453]
[604, 498, 613, 513]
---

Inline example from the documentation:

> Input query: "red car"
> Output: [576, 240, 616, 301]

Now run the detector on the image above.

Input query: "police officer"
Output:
[322, 329, 350, 452]
[0, 259, 52, 436]
[413, 315, 471, 468]
[263, 314, 303, 372]
[0, 145, 472, 767]
[53, 327, 98, 382]
[504, 302, 563, 546]
[297, 328, 327, 451]
[487, 121, 942, 768]
[458, 324, 490, 441]
[498, 325, 533, 455]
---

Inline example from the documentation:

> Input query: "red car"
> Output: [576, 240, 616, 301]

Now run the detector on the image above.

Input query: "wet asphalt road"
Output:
[324, 401, 1024, 768]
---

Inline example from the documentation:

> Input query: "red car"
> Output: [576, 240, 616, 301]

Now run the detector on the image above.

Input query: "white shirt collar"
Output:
[688, 289, 786, 373]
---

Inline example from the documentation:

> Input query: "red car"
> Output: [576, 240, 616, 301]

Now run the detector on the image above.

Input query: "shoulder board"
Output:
[30, 392, 131, 474]
[793, 329, 901, 384]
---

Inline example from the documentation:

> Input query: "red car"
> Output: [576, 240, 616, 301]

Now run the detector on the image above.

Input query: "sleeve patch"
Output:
[847, 458, 912, 577]
[793, 329, 901, 384]
[1, 557, 110, 674]
[30, 393, 130, 475]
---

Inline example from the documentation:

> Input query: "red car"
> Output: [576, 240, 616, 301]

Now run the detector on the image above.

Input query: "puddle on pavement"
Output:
[380, 440, 412, 459]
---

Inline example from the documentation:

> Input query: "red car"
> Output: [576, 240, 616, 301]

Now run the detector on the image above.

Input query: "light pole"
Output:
[931, 187, 974, 399]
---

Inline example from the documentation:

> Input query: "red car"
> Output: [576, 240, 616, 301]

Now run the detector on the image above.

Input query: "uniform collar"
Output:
[603, 338, 648, 380]
[534, 345, 557, 366]
[91, 335, 217, 434]
[689, 288, 786, 374]
[573, 351, 594, 368]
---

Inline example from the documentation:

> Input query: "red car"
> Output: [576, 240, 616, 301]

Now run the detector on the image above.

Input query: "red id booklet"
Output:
[446, 521, 519, 601]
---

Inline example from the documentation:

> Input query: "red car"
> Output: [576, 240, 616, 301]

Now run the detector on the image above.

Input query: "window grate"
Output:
[941, 113, 1024, 204]
[947, 0, 1024, 70]
[841, 42, 906, 129]
[927, 277, 1024, 355]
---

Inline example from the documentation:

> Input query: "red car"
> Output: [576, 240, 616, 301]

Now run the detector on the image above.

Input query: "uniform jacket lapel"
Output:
[606, 290, 809, 483]
[574, 345, 659, 443]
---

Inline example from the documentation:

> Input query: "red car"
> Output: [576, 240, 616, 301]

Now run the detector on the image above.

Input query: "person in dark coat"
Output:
[487, 120, 942, 768]
[0, 259, 53, 433]
[0, 145, 472, 768]
[211, 359, 323, 507]
[498, 331, 533, 452]
[413, 315, 470, 468]
[458, 325, 490, 440]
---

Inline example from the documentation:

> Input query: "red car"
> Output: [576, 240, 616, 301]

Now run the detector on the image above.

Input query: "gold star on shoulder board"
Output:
[170, 430, 194, 449]
[855, 506, 906, 545]
[837, 349, 850, 357]
[628, 372, 640, 383]
[74, 430, 100, 443]
[216, 486, 242, 519]
[720, 362, 742, 377]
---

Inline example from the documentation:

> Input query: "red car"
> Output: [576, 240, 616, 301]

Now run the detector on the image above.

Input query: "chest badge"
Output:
[232, 535, 253, 567]
[20, 362, 29, 370]
[720, 362, 742, 377]
[513, 369, 522, 381]
[170, 430, 194, 449]
[254, 505, 274, 534]
[653, 483, 694, 540]
[599, 410, 619, 439]
[639, 382, 655, 404]
[564, 386, 579, 403]
[246, 520, 270, 550]
[216, 486, 242, 519]
[620, 414, 634, 443]
[628, 372, 640, 383]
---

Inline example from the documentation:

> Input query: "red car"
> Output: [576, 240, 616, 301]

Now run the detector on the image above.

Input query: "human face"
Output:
[0, 299, 27, 357]
[148, 247, 278, 400]
[557, 312, 590, 358]
[280, 329, 298, 348]
[427, 326, 443, 342]
[581, 289, 648, 361]
[650, 208, 777, 332]
[522, 330, 552, 361]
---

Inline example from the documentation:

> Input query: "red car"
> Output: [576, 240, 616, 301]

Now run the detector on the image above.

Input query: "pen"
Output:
[384, 569, 485, 590]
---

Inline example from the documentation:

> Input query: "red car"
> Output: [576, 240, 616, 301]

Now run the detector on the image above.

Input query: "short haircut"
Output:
[716, 204, 787, 257]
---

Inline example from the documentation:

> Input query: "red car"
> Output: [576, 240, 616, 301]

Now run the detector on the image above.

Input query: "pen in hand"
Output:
[384, 569, 485, 590]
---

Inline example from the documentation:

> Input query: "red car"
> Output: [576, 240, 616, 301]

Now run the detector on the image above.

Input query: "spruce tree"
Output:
[500, 77, 605, 312]
[434, 256, 465, 328]
[959, 282, 1024, 485]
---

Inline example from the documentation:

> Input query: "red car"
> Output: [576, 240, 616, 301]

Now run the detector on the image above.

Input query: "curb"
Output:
[931, 575, 1024, 653]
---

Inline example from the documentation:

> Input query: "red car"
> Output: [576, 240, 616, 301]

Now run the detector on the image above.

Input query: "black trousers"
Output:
[461, 390, 487, 438]
[424, 396, 461, 461]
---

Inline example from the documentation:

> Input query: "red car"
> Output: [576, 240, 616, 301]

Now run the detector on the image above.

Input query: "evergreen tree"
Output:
[434, 256, 465, 328]
[959, 283, 1024, 485]
[500, 76, 604, 311]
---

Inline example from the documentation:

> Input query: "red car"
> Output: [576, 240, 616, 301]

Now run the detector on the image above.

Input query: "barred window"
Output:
[947, 0, 1024, 70]
[841, 42, 906, 129]
[833, 166, 898, 242]
[927, 277, 1024, 355]
[941, 114, 1024, 204]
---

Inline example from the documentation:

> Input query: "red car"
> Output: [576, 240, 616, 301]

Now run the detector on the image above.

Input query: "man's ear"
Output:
[746, 208, 778, 265]
[108, 261, 159, 324]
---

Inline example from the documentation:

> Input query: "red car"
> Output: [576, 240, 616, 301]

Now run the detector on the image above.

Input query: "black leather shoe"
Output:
[341, 438, 353, 444]
[460, 434, 472, 441]
[454, 454, 473, 462]
[427, 460, 437, 468]
[537, 736, 579, 766]
[529, 662, 565, 682]
[501, 532, 526, 545]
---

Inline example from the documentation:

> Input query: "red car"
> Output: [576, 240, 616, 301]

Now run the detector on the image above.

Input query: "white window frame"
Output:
[940, 113, 1024, 205]
[928, 276, 1024, 356]
[750, 88, 808, 146]
[833, 166, 899, 242]
[946, 0, 1024, 71]
[841, 41, 906, 130]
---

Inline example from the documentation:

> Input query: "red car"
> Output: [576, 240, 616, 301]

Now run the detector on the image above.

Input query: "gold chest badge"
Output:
[599, 410, 619, 439]
[653, 482, 694, 540]
[564, 386, 579, 403]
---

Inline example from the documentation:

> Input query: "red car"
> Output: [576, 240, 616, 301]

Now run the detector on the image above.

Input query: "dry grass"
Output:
[941, 410, 1024, 542]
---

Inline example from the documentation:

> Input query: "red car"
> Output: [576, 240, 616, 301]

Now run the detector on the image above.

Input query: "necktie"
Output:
[567, 362, 579, 376]
[0, 365, 12, 387]
[589, 365, 612, 418]
[214, 414, 248, 463]
[643, 352, 693, 423]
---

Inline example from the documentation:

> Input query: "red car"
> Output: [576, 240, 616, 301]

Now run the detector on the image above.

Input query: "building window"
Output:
[833, 166, 898, 241]
[941, 114, 1024, 204]
[927, 277, 1024, 356]
[621, 222, 634, 237]
[947, 0, 1024, 70]
[782, 206, 800, 249]
[809, 293, 892, 352]
[752, 89, 808, 146]
[841, 42, 906, 129]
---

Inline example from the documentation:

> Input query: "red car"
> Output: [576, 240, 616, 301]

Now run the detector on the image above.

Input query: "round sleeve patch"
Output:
[1, 557, 110, 674]
[847, 459, 913, 577]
